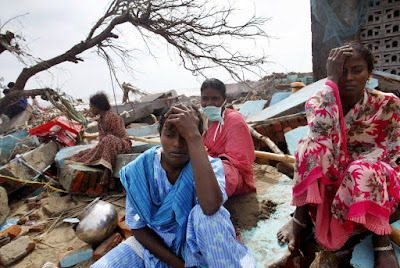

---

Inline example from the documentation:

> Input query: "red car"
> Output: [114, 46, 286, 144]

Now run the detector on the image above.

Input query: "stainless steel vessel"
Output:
[74, 197, 118, 245]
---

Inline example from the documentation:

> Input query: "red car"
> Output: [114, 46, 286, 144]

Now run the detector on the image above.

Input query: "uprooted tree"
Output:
[0, 0, 268, 115]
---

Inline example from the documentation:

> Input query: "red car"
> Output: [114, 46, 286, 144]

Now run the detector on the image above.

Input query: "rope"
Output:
[0, 174, 69, 193]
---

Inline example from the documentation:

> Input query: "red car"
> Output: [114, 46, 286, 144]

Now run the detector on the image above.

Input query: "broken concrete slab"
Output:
[0, 106, 32, 134]
[0, 141, 59, 193]
[284, 126, 309, 155]
[113, 154, 140, 178]
[269, 91, 292, 106]
[126, 123, 159, 137]
[0, 186, 9, 225]
[246, 78, 327, 123]
[0, 235, 36, 266]
[239, 100, 267, 119]
[140, 90, 177, 103]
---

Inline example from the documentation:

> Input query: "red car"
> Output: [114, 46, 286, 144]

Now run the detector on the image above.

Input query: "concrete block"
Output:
[0, 186, 9, 225]
[93, 233, 123, 261]
[113, 154, 140, 178]
[0, 236, 36, 266]
[59, 164, 103, 193]
[58, 245, 93, 267]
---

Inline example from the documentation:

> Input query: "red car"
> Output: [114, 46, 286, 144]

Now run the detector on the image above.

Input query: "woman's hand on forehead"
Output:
[326, 45, 354, 84]
[164, 104, 200, 141]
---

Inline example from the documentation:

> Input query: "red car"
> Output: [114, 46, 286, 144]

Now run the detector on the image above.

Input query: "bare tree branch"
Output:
[1, 0, 269, 115]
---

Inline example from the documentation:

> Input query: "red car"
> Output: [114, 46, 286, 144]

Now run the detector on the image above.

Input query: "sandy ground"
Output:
[2, 163, 291, 267]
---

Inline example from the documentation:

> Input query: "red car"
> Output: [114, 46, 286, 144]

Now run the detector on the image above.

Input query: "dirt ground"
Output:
[4, 163, 286, 267]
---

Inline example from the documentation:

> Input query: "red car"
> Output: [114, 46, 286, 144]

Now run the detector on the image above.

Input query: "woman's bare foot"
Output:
[373, 234, 399, 268]
[277, 218, 303, 252]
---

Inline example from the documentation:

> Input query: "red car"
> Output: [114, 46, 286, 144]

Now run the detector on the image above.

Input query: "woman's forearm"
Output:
[186, 133, 223, 215]
[132, 227, 184, 267]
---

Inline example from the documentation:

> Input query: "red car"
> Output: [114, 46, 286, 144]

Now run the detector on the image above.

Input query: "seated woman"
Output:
[70, 92, 131, 189]
[277, 43, 400, 267]
[91, 103, 255, 268]
[200, 78, 256, 197]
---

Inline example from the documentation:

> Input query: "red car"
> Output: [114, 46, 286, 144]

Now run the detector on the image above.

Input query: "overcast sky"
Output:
[0, 0, 312, 101]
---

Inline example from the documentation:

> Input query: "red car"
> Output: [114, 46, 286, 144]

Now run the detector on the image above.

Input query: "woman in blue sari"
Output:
[92, 103, 255, 268]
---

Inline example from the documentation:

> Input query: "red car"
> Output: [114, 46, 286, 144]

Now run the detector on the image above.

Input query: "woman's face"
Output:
[201, 87, 225, 108]
[338, 51, 370, 99]
[89, 103, 101, 116]
[160, 124, 190, 168]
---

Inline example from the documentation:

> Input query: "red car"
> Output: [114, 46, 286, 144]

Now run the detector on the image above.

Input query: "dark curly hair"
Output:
[346, 42, 374, 73]
[89, 92, 111, 111]
[158, 102, 203, 135]
[200, 78, 226, 99]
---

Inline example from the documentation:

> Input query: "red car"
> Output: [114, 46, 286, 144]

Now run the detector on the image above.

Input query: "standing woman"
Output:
[276, 43, 400, 267]
[201, 78, 256, 197]
[70, 92, 132, 189]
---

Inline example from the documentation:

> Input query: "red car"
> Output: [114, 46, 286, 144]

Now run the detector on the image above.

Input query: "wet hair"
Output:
[7, 82, 15, 88]
[158, 102, 203, 135]
[200, 78, 226, 99]
[346, 42, 374, 73]
[89, 92, 111, 111]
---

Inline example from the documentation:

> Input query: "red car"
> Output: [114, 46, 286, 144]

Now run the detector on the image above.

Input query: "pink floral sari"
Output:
[292, 80, 400, 250]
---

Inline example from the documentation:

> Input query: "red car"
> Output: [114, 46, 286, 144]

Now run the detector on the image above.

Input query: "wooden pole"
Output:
[82, 133, 295, 164]
[248, 126, 295, 169]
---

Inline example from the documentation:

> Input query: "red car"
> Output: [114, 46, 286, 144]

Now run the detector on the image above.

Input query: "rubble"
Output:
[0, 186, 9, 225]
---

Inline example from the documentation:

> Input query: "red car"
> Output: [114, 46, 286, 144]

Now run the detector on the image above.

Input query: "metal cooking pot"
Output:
[74, 197, 118, 245]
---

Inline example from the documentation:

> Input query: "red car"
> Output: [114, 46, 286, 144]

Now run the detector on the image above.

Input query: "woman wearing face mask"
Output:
[201, 78, 256, 197]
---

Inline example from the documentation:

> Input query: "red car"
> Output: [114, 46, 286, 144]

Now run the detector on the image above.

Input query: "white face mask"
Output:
[201, 100, 226, 122]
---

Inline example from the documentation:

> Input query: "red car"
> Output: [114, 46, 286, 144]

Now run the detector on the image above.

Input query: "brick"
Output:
[93, 233, 123, 261]
[256, 126, 265, 136]
[79, 173, 90, 193]
[28, 201, 39, 210]
[283, 127, 292, 133]
[95, 183, 104, 195]
[299, 116, 308, 126]
[275, 131, 286, 143]
[0, 236, 35, 266]
[42, 205, 55, 217]
[0, 225, 22, 240]
[58, 245, 93, 268]
[118, 220, 132, 239]
[28, 224, 46, 233]
[272, 122, 282, 132]
[87, 173, 98, 193]
[70, 171, 85, 193]
[29, 211, 42, 221]
[281, 121, 289, 131]
[288, 118, 300, 129]
[265, 125, 274, 140]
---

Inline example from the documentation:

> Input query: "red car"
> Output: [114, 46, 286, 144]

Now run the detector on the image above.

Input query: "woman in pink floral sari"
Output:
[277, 43, 400, 267]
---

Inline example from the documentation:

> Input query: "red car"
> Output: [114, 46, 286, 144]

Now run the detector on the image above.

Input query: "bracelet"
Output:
[373, 244, 393, 252]
[293, 217, 307, 229]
